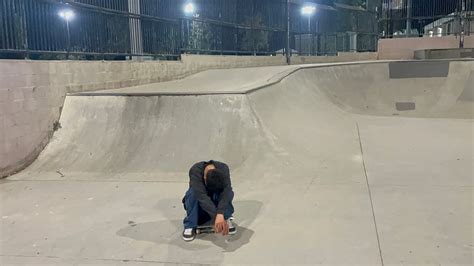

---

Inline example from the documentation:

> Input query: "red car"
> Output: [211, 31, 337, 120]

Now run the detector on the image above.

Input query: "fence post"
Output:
[66, 20, 71, 59]
[21, 0, 29, 59]
[128, 0, 143, 59]
[251, 0, 256, 56]
[100, 9, 105, 61]
[221, 25, 224, 55]
[460, 0, 466, 48]
[406, 0, 412, 37]
[286, 0, 291, 64]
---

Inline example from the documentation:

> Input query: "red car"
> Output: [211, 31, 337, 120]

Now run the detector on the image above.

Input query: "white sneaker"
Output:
[182, 228, 195, 241]
[227, 219, 236, 235]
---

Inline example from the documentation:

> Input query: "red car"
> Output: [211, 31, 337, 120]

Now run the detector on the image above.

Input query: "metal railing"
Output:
[0, 0, 378, 60]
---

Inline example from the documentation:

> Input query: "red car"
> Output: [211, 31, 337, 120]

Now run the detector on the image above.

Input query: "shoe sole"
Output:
[182, 236, 195, 242]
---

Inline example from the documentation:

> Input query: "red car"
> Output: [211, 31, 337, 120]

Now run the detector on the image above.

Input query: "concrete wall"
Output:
[291, 52, 378, 64]
[378, 35, 474, 59]
[0, 53, 377, 178]
[414, 48, 474, 59]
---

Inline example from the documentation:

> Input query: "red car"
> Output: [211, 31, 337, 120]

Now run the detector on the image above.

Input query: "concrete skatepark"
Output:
[1, 60, 473, 265]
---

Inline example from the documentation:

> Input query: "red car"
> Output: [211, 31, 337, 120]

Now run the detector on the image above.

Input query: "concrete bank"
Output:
[0, 53, 377, 178]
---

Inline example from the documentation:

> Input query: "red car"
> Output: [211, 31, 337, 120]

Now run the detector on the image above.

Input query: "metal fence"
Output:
[291, 2, 378, 55]
[0, 0, 378, 60]
[379, 0, 474, 39]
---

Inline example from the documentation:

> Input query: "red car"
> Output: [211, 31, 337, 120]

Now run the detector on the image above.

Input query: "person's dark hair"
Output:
[206, 169, 226, 192]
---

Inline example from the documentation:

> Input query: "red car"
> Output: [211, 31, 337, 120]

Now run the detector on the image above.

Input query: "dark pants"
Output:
[182, 187, 234, 229]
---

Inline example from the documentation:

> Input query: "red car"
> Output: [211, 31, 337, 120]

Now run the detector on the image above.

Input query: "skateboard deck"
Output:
[196, 220, 235, 235]
[196, 225, 215, 234]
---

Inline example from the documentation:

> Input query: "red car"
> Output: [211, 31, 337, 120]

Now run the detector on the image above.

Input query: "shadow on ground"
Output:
[116, 200, 262, 261]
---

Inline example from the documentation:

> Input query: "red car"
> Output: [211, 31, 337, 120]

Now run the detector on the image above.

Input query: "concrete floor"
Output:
[1, 60, 473, 265]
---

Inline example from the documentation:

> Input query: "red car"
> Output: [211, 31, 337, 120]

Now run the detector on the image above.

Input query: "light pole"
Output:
[183, 2, 196, 53]
[286, 0, 290, 64]
[301, 5, 316, 55]
[58, 9, 75, 58]
[301, 5, 316, 32]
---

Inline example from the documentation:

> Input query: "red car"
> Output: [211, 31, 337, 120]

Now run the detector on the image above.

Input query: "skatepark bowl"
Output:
[1, 60, 473, 265]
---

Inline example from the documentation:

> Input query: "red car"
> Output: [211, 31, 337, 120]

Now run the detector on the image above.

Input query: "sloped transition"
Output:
[13, 60, 473, 181]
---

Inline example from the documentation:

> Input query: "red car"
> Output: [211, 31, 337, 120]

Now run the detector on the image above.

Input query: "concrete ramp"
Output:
[20, 60, 473, 180]
[307, 61, 473, 118]
[18, 95, 271, 180]
[3, 60, 473, 265]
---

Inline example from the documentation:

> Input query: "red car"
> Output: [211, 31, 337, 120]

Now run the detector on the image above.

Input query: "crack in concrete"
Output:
[356, 122, 385, 266]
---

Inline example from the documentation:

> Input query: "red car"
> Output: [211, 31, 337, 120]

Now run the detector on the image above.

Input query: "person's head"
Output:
[205, 168, 226, 193]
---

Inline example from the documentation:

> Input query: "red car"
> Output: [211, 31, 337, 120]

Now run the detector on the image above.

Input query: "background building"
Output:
[379, 0, 474, 38]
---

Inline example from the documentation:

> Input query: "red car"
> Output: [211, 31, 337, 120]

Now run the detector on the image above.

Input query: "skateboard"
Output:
[196, 225, 215, 234]
[196, 220, 235, 235]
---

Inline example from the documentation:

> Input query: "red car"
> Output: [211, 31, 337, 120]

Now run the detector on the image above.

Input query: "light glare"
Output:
[301, 5, 316, 15]
[59, 9, 75, 21]
[184, 3, 196, 14]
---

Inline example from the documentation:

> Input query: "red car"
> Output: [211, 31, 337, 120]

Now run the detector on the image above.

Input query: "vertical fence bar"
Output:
[128, 0, 143, 59]
[285, 0, 290, 64]
[406, 0, 411, 37]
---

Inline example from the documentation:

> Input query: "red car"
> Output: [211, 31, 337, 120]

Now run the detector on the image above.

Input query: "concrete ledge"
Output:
[378, 36, 474, 60]
[415, 48, 474, 59]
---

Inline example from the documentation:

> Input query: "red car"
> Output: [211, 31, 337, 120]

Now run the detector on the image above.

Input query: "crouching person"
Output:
[182, 160, 235, 242]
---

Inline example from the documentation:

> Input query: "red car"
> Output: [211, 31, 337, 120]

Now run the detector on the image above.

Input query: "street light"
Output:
[301, 5, 316, 16]
[301, 5, 317, 56]
[182, 2, 196, 53]
[183, 2, 196, 15]
[58, 9, 75, 21]
[301, 5, 316, 32]
[58, 9, 75, 58]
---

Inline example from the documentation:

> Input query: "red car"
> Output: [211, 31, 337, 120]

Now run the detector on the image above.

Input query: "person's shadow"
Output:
[116, 198, 262, 263]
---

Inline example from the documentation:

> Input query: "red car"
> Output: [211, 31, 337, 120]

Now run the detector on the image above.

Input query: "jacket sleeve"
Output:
[189, 164, 217, 218]
[216, 164, 232, 214]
